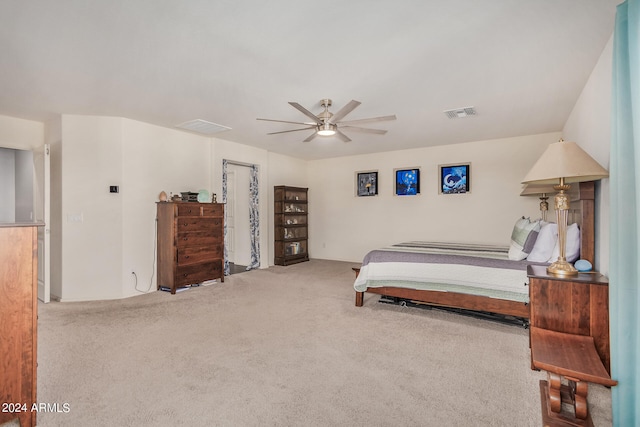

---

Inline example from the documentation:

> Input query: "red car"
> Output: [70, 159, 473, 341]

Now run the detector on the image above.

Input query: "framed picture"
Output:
[394, 167, 420, 196]
[439, 163, 470, 194]
[356, 171, 378, 197]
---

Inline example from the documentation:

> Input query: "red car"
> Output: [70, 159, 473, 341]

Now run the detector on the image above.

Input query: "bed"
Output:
[353, 181, 597, 321]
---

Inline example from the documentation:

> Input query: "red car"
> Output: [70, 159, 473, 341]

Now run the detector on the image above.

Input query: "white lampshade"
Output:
[522, 140, 609, 184]
[520, 184, 557, 196]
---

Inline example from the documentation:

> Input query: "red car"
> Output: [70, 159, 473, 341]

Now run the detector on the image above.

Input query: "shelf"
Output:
[274, 186, 309, 266]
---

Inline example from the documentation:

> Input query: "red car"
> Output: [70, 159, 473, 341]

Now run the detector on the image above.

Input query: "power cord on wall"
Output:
[134, 217, 157, 294]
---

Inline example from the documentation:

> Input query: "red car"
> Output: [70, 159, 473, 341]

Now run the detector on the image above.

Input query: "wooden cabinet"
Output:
[157, 202, 225, 294]
[0, 224, 40, 427]
[527, 264, 610, 372]
[274, 186, 309, 266]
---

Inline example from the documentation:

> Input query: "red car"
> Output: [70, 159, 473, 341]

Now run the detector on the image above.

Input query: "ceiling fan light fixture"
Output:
[317, 123, 336, 136]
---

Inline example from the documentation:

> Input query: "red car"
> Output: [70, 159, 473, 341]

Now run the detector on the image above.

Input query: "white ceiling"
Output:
[0, 1, 619, 160]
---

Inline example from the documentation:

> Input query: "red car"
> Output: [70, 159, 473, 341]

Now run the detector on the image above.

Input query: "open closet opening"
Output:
[222, 160, 260, 276]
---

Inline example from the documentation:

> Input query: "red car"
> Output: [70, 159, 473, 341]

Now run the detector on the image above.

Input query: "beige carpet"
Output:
[36, 259, 612, 426]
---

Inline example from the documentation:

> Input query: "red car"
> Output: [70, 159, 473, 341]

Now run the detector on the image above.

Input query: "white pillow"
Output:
[527, 223, 557, 263]
[508, 217, 541, 260]
[549, 223, 581, 263]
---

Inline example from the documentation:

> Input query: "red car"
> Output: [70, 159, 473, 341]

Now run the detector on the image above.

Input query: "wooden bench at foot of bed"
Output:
[530, 327, 616, 426]
[352, 267, 530, 319]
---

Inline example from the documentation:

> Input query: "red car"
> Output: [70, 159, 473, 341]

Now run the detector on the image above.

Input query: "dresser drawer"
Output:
[202, 204, 223, 217]
[177, 217, 223, 233]
[175, 261, 222, 286]
[176, 231, 222, 247]
[176, 204, 202, 217]
[177, 245, 223, 265]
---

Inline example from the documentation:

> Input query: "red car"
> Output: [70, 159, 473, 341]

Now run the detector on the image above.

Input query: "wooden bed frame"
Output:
[354, 181, 597, 320]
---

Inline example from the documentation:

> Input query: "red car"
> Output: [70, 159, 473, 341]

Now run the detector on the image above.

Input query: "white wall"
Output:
[0, 115, 44, 150]
[563, 36, 613, 274]
[14, 149, 34, 221]
[0, 115, 44, 222]
[308, 133, 558, 263]
[121, 118, 212, 297]
[266, 151, 309, 265]
[58, 115, 212, 301]
[0, 148, 16, 222]
[60, 116, 124, 301]
[47, 118, 63, 299]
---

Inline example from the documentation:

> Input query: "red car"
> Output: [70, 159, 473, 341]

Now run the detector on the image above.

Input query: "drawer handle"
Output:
[183, 237, 188, 241]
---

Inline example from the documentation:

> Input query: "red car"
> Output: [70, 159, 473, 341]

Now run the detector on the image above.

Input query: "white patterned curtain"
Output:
[222, 159, 230, 276]
[247, 165, 260, 270]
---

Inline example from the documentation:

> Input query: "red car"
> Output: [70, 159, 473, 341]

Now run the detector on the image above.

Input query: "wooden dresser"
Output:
[527, 264, 611, 372]
[0, 223, 41, 427]
[157, 202, 225, 294]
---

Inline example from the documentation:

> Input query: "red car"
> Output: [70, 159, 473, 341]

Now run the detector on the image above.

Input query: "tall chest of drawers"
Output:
[157, 202, 225, 294]
[0, 224, 40, 427]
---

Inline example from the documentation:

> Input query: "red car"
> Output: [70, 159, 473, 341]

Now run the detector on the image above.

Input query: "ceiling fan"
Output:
[257, 99, 396, 142]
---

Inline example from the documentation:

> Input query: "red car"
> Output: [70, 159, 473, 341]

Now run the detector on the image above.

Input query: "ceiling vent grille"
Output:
[444, 107, 476, 119]
[176, 119, 231, 135]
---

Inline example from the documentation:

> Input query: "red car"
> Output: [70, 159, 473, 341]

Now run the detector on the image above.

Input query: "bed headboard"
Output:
[568, 181, 596, 264]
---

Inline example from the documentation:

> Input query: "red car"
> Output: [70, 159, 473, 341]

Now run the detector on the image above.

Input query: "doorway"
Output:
[0, 146, 50, 302]
[226, 164, 251, 273]
[222, 160, 260, 275]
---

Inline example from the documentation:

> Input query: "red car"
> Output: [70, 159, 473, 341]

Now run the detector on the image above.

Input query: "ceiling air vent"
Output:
[444, 107, 476, 119]
[176, 119, 231, 136]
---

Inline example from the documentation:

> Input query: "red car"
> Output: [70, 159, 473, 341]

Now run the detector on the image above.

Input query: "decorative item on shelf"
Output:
[197, 189, 210, 203]
[158, 191, 168, 202]
[171, 194, 181, 202]
[212, 193, 217, 203]
[520, 184, 557, 221]
[575, 259, 593, 272]
[181, 191, 199, 202]
[522, 139, 609, 277]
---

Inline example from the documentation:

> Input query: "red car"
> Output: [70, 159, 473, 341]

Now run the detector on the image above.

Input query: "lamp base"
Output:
[547, 260, 579, 277]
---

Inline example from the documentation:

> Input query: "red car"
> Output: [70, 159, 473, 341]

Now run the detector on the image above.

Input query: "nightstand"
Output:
[527, 264, 610, 373]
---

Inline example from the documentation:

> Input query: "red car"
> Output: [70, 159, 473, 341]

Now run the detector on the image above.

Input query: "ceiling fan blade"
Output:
[303, 132, 318, 142]
[257, 118, 314, 126]
[267, 127, 315, 135]
[340, 126, 387, 135]
[337, 115, 397, 125]
[289, 102, 323, 125]
[327, 100, 361, 124]
[335, 130, 352, 143]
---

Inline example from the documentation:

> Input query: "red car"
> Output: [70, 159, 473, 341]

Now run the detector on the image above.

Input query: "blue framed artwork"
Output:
[394, 167, 420, 196]
[439, 163, 470, 194]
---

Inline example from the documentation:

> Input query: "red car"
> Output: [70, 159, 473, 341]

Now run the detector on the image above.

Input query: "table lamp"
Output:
[520, 184, 557, 221]
[522, 139, 608, 276]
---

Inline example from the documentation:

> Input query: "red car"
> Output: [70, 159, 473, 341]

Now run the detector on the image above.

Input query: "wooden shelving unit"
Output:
[274, 186, 309, 266]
